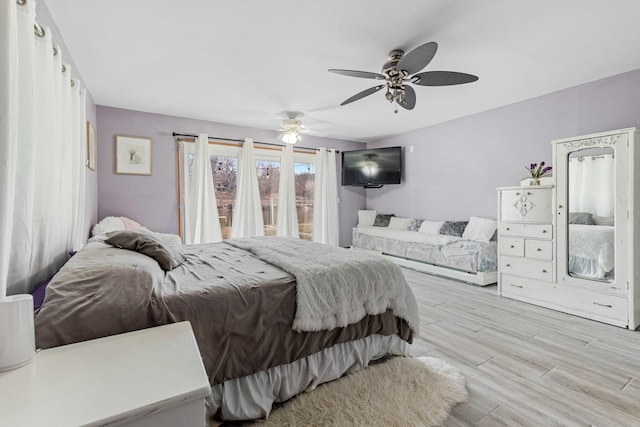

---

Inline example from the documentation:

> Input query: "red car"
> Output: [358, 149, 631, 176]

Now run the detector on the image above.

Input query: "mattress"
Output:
[352, 227, 497, 273]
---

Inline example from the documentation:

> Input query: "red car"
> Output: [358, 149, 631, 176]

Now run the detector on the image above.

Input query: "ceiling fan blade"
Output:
[411, 71, 479, 86]
[396, 42, 438, 75]
[329, 69, 387, 80]
[399, 85, 416, 110]
[340, 85, 385, 106]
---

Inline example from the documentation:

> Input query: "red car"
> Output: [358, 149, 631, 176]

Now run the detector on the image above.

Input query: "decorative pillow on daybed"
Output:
[440, 221, 469, 237]
[408, 218, 424, 231]
[418, 220, 445, 235]
[388, 217, 412, 230]
[373, 213, 395, 227]
[357, 210, 377, 227]
[462, 216, 498, 242]
[105, 230, 186, 271]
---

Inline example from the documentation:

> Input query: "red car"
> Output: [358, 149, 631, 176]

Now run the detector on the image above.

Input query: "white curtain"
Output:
[0, 1, 87, 297]
[313, 148, 339, 245]
[568, 154, 615, 217]
[276, 144, 299, 237]
[187, 133, 222, 244]
[230, 138, 264, 238]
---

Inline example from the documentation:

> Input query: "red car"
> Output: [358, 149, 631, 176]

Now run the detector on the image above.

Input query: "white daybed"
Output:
[351, 212, 498, 286]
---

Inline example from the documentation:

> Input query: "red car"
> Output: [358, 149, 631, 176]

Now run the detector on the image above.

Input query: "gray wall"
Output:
[96, 107, 366, 247]
[366, 68, 640, 221]
[38, 0, 98, 240]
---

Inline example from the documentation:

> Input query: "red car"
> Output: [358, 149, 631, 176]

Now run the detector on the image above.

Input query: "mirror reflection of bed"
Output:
[567, 147, 615, 281]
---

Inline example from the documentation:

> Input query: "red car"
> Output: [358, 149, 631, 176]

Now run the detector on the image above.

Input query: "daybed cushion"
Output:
[105, 230, 186, 271]
[358, 210, 377, 227]
[418, 220, 445, 235]
[462, 216, 498, 242]
[352, 226, 497, 273]
[388, 217, 412, 231]
[440, 221, 468, 237]
[373, 214, 395, 227]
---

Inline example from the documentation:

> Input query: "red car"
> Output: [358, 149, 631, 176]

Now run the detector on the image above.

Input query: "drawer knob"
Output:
[542, 269, 547, 273]
[542, 230, 547, 233]
[510, 245, 515, 248]
[526, 192, 532, 195]
[516, 192, 520, 196]
[506, 227, 511, 231]
[505, 264, 511, 267]
[593, 302, 613, 308]
[510, 284, 523, 288]
[537, 248, 542, 251]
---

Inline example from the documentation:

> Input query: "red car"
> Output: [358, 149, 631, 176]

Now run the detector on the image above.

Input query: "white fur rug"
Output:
[240, 356, 468, 427]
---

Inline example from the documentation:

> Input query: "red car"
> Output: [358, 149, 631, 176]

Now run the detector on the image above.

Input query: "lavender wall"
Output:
[38, 0, 98, 240]
[96, 107, 366, 246]
[366, 68, 640, 221]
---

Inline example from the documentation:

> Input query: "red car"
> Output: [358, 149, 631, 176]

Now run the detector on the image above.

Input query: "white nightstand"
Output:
[0, 322, 211, 427]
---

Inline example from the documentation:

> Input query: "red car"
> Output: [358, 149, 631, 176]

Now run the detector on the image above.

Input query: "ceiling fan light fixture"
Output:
[281, 129, 300, 144]
[281, 118, 302, 144]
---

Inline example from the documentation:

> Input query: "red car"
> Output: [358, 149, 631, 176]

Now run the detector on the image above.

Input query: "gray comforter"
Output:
[35, 241, 413, 385]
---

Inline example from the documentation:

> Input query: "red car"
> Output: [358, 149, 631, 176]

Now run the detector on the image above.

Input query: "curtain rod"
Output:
[172, 132, 339, 153]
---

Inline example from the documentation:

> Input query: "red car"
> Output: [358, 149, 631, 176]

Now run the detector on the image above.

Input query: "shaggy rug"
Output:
[238, 356, 468, 427]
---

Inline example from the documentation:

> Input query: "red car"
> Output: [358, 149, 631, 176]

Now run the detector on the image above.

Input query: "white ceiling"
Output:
[44, 0, 640, 142]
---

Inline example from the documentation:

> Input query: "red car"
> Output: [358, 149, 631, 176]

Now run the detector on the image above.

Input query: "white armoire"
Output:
[497, 127, 640, 329]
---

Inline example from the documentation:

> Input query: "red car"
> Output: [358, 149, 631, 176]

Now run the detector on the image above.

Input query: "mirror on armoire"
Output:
[567, 147, 615, 282]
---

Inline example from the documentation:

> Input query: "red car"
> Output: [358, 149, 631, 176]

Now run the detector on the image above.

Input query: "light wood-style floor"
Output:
[402, 268, 640, 427]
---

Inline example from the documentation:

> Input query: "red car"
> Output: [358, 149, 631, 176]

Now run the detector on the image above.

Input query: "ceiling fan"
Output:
[329, 42, 478, 113]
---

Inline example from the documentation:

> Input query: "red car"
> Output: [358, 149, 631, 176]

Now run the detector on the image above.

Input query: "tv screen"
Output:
[341, 146, 402, 187]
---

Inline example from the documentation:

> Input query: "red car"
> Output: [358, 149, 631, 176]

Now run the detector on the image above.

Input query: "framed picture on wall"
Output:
[115, 135, 152, 175]
[86, 121, 97, 171]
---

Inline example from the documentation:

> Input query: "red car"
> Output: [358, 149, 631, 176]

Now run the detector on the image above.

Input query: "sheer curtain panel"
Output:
[312, 148, 339, 245]
[187, 133, 222, 244]
[0, 0, 87, 297]
[276, 144, 299, 237]
[230, 138, 264, 238]
[568, 154, 615, 217]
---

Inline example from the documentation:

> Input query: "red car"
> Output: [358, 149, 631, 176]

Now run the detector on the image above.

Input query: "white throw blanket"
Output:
[227, 237, 420, 336]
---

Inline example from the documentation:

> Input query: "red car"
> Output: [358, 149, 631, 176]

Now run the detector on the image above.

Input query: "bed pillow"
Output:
[408, 218, 424, 232]
[388, 217, 412, 230]
[373, 214, 395, 227]
[418, 220, 445, 235]
[462, 217, 498, 242]
[357, 209, 377, 227]
[569, 212, 595, 225]
[440, 221, 469, 237]
[592, 215, 614, 226]
[105, 230, 185, 271]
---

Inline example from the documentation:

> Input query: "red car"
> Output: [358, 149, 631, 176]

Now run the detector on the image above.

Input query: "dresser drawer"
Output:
[499, 223, 552, 239]
[500, 188, 552, 222]
[499, 237, 524, 256]
[525, 239, 553, 260]
[500, 256, 553, 281]
[500, 274, 628, 325]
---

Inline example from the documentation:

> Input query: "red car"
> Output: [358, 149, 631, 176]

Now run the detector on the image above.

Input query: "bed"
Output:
[568, 224, 615, 279]
[34, 234, 419, 421]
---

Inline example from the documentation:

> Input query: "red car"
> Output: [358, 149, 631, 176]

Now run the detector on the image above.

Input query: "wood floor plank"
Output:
[400, 268, 640, 426]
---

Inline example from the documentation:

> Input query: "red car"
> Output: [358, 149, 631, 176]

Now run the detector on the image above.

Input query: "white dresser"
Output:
[497, 185, 555, 299]
[0, 322, 211, 427]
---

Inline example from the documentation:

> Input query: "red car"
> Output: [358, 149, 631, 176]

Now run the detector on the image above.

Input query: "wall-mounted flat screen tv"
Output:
[341, 146, 402, 187]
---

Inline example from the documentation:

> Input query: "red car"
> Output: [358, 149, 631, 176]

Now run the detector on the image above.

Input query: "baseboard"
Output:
[350, 246, 498, 286]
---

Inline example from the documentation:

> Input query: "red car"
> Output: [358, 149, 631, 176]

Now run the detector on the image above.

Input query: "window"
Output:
[179, 141, 315, 240]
